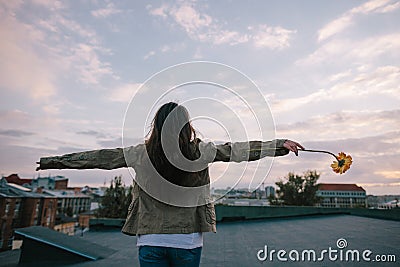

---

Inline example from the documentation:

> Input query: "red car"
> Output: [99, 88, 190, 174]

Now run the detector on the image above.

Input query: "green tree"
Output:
[97, 175, 132, 218]
[273, 170, 321, 206]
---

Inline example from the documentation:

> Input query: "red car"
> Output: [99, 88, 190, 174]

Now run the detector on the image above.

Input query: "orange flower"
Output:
[331, 152, 352, 174]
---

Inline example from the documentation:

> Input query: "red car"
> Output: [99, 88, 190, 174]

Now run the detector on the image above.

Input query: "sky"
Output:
[1, 0, 399, 195]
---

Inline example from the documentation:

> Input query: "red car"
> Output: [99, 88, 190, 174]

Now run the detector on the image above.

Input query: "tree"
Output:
[97, 175, 132, 218]
[272, 170, 321, 206]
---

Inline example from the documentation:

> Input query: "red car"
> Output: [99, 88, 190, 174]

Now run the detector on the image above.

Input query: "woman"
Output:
[37, 102, 304, 267]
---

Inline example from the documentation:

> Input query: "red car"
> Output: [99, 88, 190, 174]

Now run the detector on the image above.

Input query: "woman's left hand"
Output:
[283, 140, 304, 156]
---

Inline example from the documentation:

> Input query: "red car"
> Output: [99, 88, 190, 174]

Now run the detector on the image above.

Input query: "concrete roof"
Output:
[1, 214, 399, 266]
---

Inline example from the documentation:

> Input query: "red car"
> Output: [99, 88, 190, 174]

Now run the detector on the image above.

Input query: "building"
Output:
[53, 214, 78, 236]
[78, 210, 97, 230]
[3, 174, 32, 187]
[377, 199, 399, 209]
[265, 186, 275, 198]
[30, 175, 68, 190]
[0, 178, 57, 250]
[42, 189, 91, 217]
[367, 195, 400, 209]
[317, 183, 366, 208]
[74, 185, 105, 204]
[37, 187, 92, 236]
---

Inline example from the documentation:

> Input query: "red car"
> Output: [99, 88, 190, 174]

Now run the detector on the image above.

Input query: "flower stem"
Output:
[300, 149, 340, 161]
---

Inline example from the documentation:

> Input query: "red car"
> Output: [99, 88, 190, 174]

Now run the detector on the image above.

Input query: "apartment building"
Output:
[0, 178, 57, 250]
[317, 183, 366, 208]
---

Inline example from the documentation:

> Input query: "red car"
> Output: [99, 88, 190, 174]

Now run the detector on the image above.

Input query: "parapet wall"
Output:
[215, 205, 400, 222]
[89, 206, 400, 228]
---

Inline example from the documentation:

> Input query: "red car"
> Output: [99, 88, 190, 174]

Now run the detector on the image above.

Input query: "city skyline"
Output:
[1, 0, 399, 195]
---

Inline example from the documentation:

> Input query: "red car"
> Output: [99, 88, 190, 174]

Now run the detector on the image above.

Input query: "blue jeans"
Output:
[139, 246, 202, 267]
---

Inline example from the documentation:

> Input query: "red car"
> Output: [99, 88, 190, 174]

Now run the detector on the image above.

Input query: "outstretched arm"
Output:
[36, 148, 127, 170]
[209, 139, 303, 162]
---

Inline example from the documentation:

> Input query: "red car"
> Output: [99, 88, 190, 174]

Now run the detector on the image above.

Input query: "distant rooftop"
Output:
[0, 178, 53, 198]
[36, 175, 68, 181]
[43, 189, 90, 198]
[4, 174, 33, 186]
[1, 215, 399, 266]
[319, 183, 366, 192]
[7, 183, 32, 192]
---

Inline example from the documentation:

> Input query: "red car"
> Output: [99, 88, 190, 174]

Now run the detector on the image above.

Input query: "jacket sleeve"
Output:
[206, 139, 289, 163]
[38, 147, 132, 170]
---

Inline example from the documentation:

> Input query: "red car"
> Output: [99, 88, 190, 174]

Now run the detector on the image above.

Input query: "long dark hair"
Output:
[145, 102, 200, 186]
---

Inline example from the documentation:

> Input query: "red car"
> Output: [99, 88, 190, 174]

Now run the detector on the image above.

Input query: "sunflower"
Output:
[331, 152, 352, 174]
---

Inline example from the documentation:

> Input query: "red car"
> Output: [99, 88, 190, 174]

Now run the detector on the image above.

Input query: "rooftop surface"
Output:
[1, 214, 399, 266]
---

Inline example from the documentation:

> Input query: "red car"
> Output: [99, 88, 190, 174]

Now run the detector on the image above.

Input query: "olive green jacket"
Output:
[38, 139, 289, 235]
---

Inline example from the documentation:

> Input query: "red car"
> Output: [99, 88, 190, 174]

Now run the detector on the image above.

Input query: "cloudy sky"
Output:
[1, 0, 399, 195]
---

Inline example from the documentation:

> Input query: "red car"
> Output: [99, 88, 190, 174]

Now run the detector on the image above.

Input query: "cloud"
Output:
[0, 0, 23, 11]
[271, 65, 400, 115]
[31, 0, 64, 10]
[193, 47, 203, 59]
[158, 3, 246, 46]
[318, 15, 353, 43]
[0, 109, 31, 126]
[0, 144, 53, 175]
[143, 50, 156, 60]
[375, 171, 400, 179]
[251, 25, 296, 49]
[276, 109, 400, 142]
[328, 69, 353, 82]
[304, 131, 400, 157]
[0, 5, 57, 100]
[297, 33, 400, 68]
[54, 14, 97, 39]
[148, 4, 168, 18]
[210, 30, 249, 46]
[318, 0, 398, 42]
[0, 109, 57, 139]
[107, 83, 144, 103]
[147, 2, 295, 49]
[351, 0, 397, 14]
[97, 137, 143, 148]
[91, 3, 122, 18]
[0, 129, 35, 138]
[76, 130, 108, 139]
[144, 43, 187, 59]
[160, 45, 170, 53]
[39, 12, 117, 85]
[1, 0, 117, 96]
[70, 43, 115, 84]
[42, 103, 64, 115]
[169, 3, 212, 34]
[376, 1, 400, 12]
